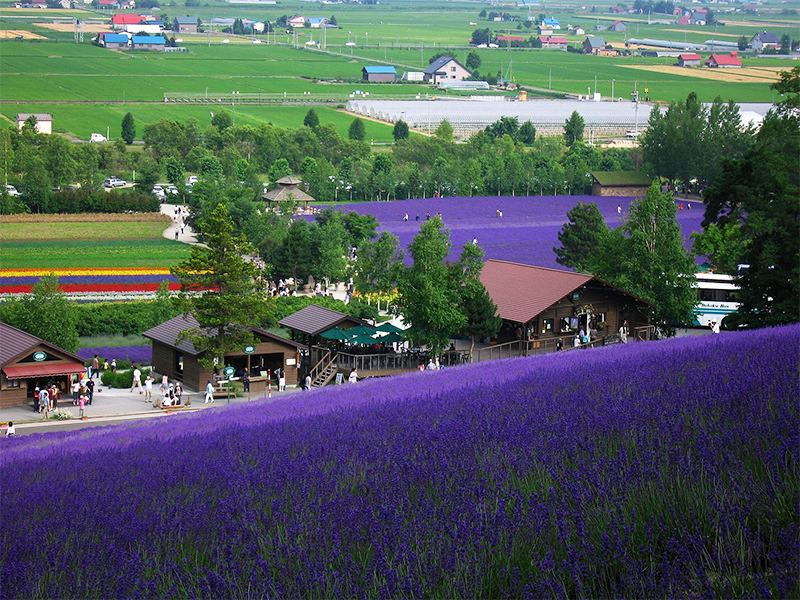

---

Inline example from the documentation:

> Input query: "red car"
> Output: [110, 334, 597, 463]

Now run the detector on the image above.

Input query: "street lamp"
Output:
[365, 32, 368, 46]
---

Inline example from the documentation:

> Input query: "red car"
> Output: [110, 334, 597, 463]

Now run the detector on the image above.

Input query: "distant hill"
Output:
[2, 326, 798, 598]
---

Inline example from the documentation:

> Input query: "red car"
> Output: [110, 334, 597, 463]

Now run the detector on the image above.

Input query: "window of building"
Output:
[6, 378, 20, 388]
[450, 66, 456, 72]
[541, 318, 554, 334]
[560, 317, 572, 333]
[700, 290, 714, 301]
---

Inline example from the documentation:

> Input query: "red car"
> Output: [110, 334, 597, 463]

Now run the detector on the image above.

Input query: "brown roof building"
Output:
[0, 322, 86, 408]
[143, 314, 306, 392]
[479, 260, 653, 343]
[262, 175, 315, 210]
[278, 304, 363, 338]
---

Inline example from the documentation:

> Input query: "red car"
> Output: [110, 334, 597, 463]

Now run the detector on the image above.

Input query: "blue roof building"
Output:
[132, 35, 166, 49]
[362, 65, 397, 82]
[543, 17, 561, 28]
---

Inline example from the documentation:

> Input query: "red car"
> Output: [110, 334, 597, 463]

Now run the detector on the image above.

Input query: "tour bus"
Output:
[691, 271, 740, 327]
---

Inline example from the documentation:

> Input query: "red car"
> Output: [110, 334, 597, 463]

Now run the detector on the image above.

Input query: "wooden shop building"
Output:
[144, 314, 306, 392]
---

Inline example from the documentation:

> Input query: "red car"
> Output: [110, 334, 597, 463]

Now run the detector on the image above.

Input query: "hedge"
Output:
[32, 188, 159, 214]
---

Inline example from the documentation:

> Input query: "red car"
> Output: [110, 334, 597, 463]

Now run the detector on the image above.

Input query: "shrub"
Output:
[47, 188, 159, 214]
[101, 367, 151, 389]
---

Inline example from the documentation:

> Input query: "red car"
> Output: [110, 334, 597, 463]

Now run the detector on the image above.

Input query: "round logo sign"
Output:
[224, 366, 235, 377]
[243, 345, 255, 354]
[32, 351, 47, 362]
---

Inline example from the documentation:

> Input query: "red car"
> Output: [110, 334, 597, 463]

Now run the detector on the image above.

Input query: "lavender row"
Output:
[2, 326, 797, 598]
[76, 345, 153, 366]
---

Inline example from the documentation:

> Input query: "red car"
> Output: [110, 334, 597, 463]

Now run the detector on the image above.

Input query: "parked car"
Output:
[626, 130, 641, 139]
[103, 177, 127, 188]
[89, 133, 108, 143]
[152, 185, 165, 199]
[186, 176, 198, 185]
[166, 185, 178, 195]
[5, 184, 20, 196]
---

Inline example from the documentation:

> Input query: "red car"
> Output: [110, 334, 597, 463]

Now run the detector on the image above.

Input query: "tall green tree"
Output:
[4, 273, 79, 352]
[451, 243, 501, 354]
[164, 157, 184, 186]
[392, 119, 409, 141]
[314, 211, 348, 284]
[353, 231, 404, 295]
[465, 49, 482, 71]
[211, 110, 232, 132]
[554, 202, 610, 272]
[348, 117, 366, 141]
[435, 119, 454, 141]
[397, 216, 466, 357]
[171, 204, 271, 368]
[564, 111, 585, 146]
[303, 108, 320, 129]
[276, 218, 317, 291]
[701, 71, 799, 327]
[596, 184, 697, 336]
[121, 112, 136, 145]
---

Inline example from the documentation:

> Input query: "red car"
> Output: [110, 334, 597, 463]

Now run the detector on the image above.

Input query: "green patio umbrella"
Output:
[375, 322, 403, 334]
[346, 325, 377, 337]
[349, 333, 380, 345]
[319, 328, 350, 340]
[377, 331, 404, 344]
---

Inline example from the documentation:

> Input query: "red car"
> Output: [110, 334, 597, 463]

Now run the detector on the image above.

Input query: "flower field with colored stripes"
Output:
[2, 327, 797, 598]
[0, 268, 178, 301]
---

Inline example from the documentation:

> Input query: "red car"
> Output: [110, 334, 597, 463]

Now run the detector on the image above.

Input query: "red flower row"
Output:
[0, 283, 183, 293]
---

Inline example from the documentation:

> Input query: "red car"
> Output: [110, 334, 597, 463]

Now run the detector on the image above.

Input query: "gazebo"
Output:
[262, 176, 315, 211]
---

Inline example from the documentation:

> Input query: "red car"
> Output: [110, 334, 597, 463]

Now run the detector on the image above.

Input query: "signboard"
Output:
[32, 351, 47, 362]
[335, 373, 343, 385]
[285, 358, 296, 366]
[224, 366, 235, 377]
[243, 345, 256, 354]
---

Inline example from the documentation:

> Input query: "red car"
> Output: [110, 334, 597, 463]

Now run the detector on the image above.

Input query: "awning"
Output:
[3, 362, 86, 380]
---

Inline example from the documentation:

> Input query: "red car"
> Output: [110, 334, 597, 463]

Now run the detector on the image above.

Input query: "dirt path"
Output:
[160, 203, 198, 245]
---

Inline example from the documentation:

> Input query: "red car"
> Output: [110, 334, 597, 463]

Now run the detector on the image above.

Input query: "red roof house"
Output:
[112, 13, 143, 25]
[496, 35, 525, 43]
[540, 36, 568, 47]
[705, 52, 742, 68]
[678, 53, 702, 67]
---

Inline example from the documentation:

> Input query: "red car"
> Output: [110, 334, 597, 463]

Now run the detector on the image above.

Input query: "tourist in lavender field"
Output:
[174, 382, 183, 405]
[619, 320, 629, 343]
[426, 359, 437, 371]
[5, 421, 15, 437]
[348, 368, 359, 383]
[205, 380, 214, 404]
[130, 365, 143, 394]
[144, 376, 153, 402]
[92, 355, 99, 379]
[242, 368, 250, 393]
[711, 320, 720, 334]
[39, 387, 49, 417]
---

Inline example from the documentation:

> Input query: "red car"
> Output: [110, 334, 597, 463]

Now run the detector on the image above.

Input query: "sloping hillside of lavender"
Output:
[2, 327, 797, 598]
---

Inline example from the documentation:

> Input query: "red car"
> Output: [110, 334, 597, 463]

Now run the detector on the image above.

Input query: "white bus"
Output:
[692, 272, 740, 327]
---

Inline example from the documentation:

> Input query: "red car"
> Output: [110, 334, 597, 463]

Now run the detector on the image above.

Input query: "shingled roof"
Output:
[479, 260, 654, 324]
[143, 314, 305, 355]
[0, 322, 84, 367]
[278, 304, 363, 337]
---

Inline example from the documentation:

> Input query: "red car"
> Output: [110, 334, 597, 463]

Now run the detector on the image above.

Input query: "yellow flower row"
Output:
[1, 268, 172, 277]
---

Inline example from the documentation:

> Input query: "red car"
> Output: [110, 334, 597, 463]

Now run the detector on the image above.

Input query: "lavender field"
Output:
[329, 195, 704, 268]
[2, 327, 798, 598]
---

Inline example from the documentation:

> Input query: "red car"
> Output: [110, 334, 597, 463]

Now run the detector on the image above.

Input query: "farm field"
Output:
[0, 213, 187, 299]
[324, 195, 705, 269]
[2, 326, 797, 597]
[0, 102, 398, 142]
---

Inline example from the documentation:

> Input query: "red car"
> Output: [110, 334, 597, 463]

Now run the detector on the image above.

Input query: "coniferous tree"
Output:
[554, 202, 609, 272]
[171, 204, 272, 368]
[121, 112, 136, 145]
[348, 118, 366, 141]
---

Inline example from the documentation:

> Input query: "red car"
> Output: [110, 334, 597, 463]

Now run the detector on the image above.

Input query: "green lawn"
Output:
[0, 239, 191, 269]
[0, 220, 171, 241]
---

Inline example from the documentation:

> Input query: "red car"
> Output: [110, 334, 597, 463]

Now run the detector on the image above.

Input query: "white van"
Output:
[89, 133, 107, 143]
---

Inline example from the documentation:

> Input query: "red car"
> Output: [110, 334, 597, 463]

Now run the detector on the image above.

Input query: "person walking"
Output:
[144, 375, 153, 402]
[38, 386, 49, 414]
[242, 368, 250, 393]
[85, 378, 95, 405]
[78, 394, 87, 418]
[278, 369, 286, 392]
[92, 355, 100, 379]
[205, 380, 215, 404]
[619, 320, 629, 344]
[130, 365, 143, 394]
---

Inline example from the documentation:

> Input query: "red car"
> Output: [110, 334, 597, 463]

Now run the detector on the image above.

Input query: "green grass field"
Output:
[0, 220, 171, 241]
[0, 239, 191, 269]
[0, 0, 797, 136]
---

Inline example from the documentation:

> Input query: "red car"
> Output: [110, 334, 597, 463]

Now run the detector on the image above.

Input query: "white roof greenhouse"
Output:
[344, 99, 773, 138]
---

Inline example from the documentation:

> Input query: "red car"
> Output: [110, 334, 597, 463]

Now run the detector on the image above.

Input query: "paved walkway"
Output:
[160, 202, 199, 244]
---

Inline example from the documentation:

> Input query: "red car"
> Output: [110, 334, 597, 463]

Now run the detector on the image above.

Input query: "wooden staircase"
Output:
[311, 360, 338, 388]
[308, 350, 338, 388]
